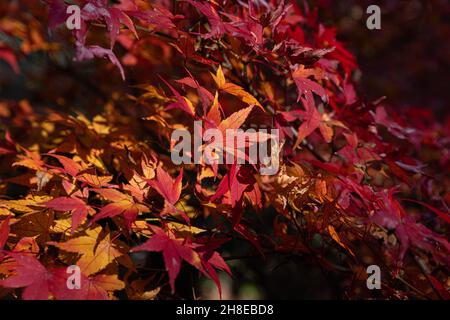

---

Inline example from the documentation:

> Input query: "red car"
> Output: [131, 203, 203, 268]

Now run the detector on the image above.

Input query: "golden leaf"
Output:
[48, 231, 124, 276]
[211, 65, 226, 89]
[327, 225, 355, 256]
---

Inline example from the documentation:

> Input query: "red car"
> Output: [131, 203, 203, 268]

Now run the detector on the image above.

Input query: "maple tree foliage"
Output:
[0, 0, 449, 300]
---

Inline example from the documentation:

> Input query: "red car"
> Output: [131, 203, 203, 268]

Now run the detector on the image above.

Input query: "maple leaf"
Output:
[268, 0, 292, 30]
[46, 0, 68, 30]
[292, 65, 327, 102]
[45, 154, 112, 188]
[160, 77, 196, 116]
[0, 131, 17, 155]
[292, 92, 337, 148]
[12, 237, 39, 254]
[92, 188, 148, 229]
[81, 0, 138, 48]
[203, 99, 274, 175]
[354, 188, 450, 267]
[205, 91, 222, 127]
[210, 163, 261, 217]
[218, 105, 255, 133]
[131, 225, 204, 293]
[75, 44, 126, 80]
[203, 102, 258, 171]
[106, 7, 138, 46]
[147, 166, 183, 205]
[0, 216, 10, 250]
[77, 173, 113, 188]
[147, 167, 190, 224]
[293, 105, 322, 148]
[51, 270, 125, 300]
[124, 157, 155, 202]
[48, 231, 124, 276]
[10, 210, 54, 244]
[210, 163, 245, 207]
[0, 46, 19, 74]
[13, 149, 46, 172]
[175, 36, 218, 66]
[0, 252, 124, 300]
[0, 253, 52, 300]
[212, 66, 264, 111]
[176, 73, 215, 114]
[185, 0, 226, 38]
[371, 106, 402, 129]
[126, 4, 178, 31]
[327, 225, 355, 256]
[192, 237, 231, 298]
[315, 25, 357, 75]
[234, 222, 264, 255]
[45, 153, 82, 177]
[43, 197, 94, 233]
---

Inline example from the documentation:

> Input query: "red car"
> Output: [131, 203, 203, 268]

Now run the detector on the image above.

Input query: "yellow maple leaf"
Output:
[211, 66, 264, 110]
[221, 83, 264, 110]
[211, 65, 226, 89]
[93, 274, 126, 292]
[48, 231, 124, 276]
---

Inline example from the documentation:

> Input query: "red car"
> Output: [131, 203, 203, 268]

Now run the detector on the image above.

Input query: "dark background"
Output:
[320, 0, 450, 117]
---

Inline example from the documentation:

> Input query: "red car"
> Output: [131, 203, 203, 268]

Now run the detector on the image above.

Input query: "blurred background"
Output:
[318, 0, 450, 116]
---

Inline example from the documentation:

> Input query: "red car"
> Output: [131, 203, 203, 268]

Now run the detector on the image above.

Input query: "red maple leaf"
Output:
[81, 0, 137, 48]
[51, 269, 124, 300]
[0, 253, 53, 300]
[131, 225, 204, 293]
[91, 188, 149, 229]
[147, 167, 190, 224]
[43, 197, 94, 233]
[0, 216, 10, 250]
[185, 0, 226, 38]
[46, 0, 68, 30]
[0, 47, 19, 74]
